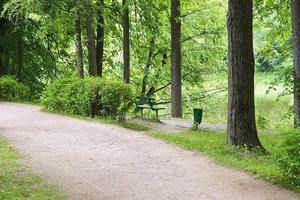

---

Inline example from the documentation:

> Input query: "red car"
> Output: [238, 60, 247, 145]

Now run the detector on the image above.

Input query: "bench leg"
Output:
[156, 110, 159, 121]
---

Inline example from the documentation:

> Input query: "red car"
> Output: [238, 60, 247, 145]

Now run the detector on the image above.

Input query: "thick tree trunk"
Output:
[75, 2, 84, 79]
[17, 33, 24, 82]
[122, 0, 130, 83]
[85, 0, 97, 76]
[171, 0, 182, 118]
[227, 0, 263, 148]
[292, 0, 300, 128]
[96, 0, 104, 77]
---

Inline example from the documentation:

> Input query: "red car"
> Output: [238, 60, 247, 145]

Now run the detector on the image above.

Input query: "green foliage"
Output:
[42, 77, 134, 118]
[0, 136, 66, 199]
[276, 130, 300, 189]
[257, 114, 270, 129]
[254, 0, 293, 93]
[193, 74, 294, 129]
[0, 76, 30, 100]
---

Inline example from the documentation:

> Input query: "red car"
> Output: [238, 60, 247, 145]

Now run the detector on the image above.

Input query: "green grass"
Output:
[190, 73, 293, 129]
[145, 129, 299, 193]
[0, 99, 42, 106]
[42, 108, 150, 132]
[0, 136, 66, 200]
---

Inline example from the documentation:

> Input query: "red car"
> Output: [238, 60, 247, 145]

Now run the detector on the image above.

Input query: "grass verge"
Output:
[41, 108, 150, 132]
[145, 129, 299, 193]
[0, 136, 66, 200]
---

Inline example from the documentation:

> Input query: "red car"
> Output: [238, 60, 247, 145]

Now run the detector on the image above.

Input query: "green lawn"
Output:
[0, 136, 66, 200]
[146, 130, 299, 193]
[182, 73, 293, 129]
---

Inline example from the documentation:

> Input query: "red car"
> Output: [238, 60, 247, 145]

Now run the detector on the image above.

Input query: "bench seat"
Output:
[136, 96, 165, 120]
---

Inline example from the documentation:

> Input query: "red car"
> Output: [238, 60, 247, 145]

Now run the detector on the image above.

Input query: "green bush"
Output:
[42, 77, 134, 118]
[256, 114, 270, 129]
[0, 76, 30, 101]
[276, 130, 300, 189]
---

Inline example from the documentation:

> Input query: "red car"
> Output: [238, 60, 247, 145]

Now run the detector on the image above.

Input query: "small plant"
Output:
[0, 76, 30, 101]
[276, 130, 300, 190]
[257, 114, 269, 129]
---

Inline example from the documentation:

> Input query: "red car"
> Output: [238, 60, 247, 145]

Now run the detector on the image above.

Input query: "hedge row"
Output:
[0, 76, 30, 101]
[42, 77, 134, 118]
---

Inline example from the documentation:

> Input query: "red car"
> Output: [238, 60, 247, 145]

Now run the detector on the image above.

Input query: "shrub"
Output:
[0, 76, 30, 101]
[256, 114, 269, 129]
[42, 77, 134, 119]
[276, 130, 300, 189]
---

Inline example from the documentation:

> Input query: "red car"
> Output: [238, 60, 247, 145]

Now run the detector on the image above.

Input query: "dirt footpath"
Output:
[0, 102, 299, 200]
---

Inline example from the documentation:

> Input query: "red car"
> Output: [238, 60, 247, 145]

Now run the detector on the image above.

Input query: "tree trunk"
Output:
[75, 1, 84, 79]
[3, 51, 9, 75]
[0, 47, 4, 76]
[85, 0, 97, 76]
[292, 0, 300, 128]
[17, 33, 24, 82]
[96, 0, 104, 77]
[227, 0, 263, 148]
[122, 0, 130, 83]
[141, 37, 155, 95]
[171, 0, 182, 118]
[0, 18, 8, 76]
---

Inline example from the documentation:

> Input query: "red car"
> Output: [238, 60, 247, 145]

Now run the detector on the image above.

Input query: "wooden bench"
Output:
[136, 96, 165, 120]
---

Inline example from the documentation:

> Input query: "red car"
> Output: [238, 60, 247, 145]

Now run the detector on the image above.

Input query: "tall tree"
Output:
[292, 0, 300, 127]
[227, 0, 263, 148]
[0, 18, 6, 76]
[75, 0, 84, 78]
[96, 0, 104, 77]
[17, 32, 24, 82]
[122, 0, 130, 83]
[85, 0, 97, 76]
[171, 0, 182, 118]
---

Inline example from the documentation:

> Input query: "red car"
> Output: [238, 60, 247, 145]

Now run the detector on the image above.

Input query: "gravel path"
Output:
[0, 102, 299, 200]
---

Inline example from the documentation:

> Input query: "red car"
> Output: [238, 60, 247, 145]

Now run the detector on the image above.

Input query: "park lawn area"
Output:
[0, 136, 66, 200]
[146, 130, 299, 193]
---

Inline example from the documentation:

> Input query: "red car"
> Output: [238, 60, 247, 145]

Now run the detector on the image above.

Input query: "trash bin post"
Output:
[193, 108, 203, 130]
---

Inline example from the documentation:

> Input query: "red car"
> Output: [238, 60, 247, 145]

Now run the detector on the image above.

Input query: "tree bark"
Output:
[17, 32, 24, 82]
[0, 47, 4, 76]
[227, 0, 263, 148]
[171, 0, 183, 118]
[96, 0, 104, 77]
[0, 18, 8, 76]
[292, 0, 300, 128]
[85, 0, 97, 76]
[75, 1, 84, 79]
[122, 0, 130, 83]
[141, 37, 155, 95]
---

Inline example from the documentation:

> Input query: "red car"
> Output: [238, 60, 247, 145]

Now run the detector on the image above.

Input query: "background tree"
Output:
[0, 0, 227, 114]
[171, 0, 182, 118]
[96, 0, 104, 77]
[292, 0, 300, 127]
[75, 0, 84, 78]
[17, 31, 24, 82]
[85, 0, 97, 76]
[122, 0, 130, 83]
[227, 0, 263, 148]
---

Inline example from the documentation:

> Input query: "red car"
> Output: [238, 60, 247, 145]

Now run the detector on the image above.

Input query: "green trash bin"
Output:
[193, 108, 203, 129]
